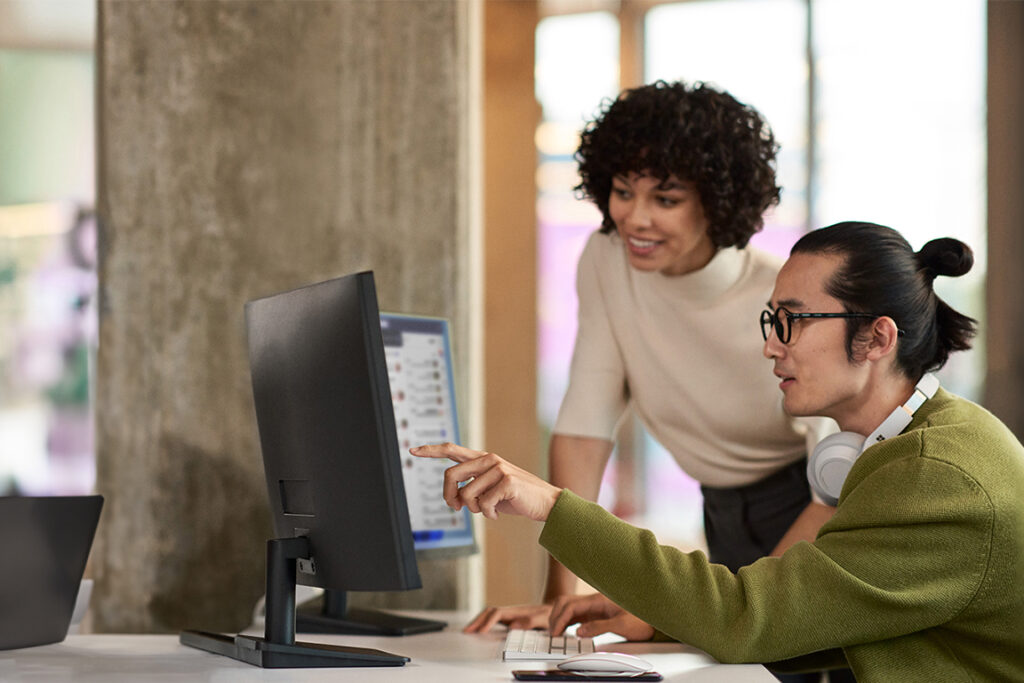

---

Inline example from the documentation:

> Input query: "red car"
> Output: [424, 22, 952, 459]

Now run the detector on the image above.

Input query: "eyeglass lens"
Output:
[761, 309, 789, 343]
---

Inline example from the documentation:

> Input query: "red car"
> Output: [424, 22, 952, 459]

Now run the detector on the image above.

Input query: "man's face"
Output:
[763, 252, 868, 425]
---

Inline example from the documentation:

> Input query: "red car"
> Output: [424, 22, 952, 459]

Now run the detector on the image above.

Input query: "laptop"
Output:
[0, 495, 103, 650]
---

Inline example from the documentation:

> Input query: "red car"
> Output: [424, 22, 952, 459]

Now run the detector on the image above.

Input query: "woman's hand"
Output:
[410, 443, 562, 522]
[549, 593, 656, 641]
[463, 603, 553, 633]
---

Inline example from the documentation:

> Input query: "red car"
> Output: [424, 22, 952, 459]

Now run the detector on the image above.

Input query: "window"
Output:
[0, 6, 97, 495]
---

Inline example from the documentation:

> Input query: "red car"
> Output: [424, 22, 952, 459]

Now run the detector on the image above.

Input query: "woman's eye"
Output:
[657, 196, 681, 207]
[612, 187, 631, 199]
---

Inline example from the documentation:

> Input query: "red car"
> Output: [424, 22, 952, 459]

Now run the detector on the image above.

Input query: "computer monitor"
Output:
[181, 271, 448, 668]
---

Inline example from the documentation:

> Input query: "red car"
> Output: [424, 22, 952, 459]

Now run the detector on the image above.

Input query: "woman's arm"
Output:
[545, 434, 614, 600]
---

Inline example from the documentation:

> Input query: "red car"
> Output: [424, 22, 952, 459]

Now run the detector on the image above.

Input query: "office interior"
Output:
[0, 0, 1022, 639]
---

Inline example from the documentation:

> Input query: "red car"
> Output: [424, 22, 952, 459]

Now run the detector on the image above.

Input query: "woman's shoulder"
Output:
[580, 230, 620, 262]
[577, 231, 631, 283]
[741, 244, 785, 280]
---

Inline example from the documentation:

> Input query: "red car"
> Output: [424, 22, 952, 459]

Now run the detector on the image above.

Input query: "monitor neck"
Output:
[264, 536, 310, 645]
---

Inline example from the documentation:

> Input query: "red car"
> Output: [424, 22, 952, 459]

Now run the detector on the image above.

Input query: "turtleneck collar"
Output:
[610, 232, 749, 302]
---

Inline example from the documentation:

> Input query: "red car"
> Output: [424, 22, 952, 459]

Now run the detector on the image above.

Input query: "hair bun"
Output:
[916, 238, 974, 279]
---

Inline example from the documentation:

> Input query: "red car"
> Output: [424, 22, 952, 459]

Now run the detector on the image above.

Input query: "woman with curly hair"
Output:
[470, 82, 842, 675]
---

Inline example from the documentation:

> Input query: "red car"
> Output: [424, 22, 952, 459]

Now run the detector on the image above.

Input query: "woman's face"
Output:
[763, 252, 869, 426]
[608, 172, 715, 276]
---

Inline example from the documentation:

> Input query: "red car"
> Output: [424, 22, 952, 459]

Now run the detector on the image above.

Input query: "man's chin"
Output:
[782, 398, 813, 418]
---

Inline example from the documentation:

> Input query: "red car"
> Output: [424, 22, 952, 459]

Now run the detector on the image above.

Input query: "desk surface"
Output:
[0, 611, 774, 682]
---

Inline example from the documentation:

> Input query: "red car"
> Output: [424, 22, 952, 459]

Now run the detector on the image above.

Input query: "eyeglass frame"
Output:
[760, 307, 882, 345]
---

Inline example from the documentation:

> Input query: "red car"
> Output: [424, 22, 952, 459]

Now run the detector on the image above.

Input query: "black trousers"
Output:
[701, 458, 856, 683]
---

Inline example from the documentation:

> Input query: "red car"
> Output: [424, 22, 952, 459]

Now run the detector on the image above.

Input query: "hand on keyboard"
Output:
[550, 593, 656, 642]
[502, 628, 596, 661]
[464, 604, 551, 633]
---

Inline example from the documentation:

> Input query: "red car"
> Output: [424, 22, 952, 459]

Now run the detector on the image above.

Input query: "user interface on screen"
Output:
[380, 313, 476, 555]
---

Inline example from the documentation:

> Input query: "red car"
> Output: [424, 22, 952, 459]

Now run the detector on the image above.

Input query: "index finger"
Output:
[411, 442, 488, 464]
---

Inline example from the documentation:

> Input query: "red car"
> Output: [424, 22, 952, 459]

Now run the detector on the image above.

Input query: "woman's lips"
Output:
[626, 235, 661, 256]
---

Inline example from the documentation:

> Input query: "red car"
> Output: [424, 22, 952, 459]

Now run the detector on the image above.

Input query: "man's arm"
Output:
[544, 434, 614, 601]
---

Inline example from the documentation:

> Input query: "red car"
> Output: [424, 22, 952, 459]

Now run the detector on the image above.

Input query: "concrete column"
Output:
[95, 0, 478, 632]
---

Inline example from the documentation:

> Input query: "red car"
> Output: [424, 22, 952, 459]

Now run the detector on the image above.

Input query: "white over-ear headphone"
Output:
[807, 373, 940, 506]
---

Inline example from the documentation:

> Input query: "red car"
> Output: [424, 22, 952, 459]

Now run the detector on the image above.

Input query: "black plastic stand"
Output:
[180, 538, 409, 668]
[296, 589, 447, 636]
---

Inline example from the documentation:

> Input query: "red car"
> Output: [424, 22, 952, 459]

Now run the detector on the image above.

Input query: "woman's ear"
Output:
[865, 316, 901, 361]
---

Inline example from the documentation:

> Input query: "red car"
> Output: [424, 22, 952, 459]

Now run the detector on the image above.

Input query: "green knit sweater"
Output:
[540, 389, 1024, 681]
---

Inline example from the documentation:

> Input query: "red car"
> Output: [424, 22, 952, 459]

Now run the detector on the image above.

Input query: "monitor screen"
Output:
[381, 314, 477, 557]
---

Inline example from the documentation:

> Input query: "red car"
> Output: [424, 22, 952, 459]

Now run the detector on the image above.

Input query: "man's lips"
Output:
[775, 372, 795, 389]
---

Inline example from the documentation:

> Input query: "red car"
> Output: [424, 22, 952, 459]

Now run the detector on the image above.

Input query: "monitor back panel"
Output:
[0, 495, 103, 650]
[245, 273, 420, 592]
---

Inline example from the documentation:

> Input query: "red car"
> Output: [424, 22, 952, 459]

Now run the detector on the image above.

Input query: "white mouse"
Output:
[557, 651, 654, 673]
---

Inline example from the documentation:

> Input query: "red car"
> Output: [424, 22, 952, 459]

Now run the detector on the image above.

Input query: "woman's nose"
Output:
[624, 201, 651, 230]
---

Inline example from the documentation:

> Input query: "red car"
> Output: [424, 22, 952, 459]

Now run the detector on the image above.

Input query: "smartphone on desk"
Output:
[512, 671, 662, 681]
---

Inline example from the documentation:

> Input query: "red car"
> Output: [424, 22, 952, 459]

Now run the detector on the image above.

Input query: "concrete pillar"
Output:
[94, 0, 478, 632]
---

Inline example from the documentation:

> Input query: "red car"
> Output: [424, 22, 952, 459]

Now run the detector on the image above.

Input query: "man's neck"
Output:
[837, 374, 918, 436]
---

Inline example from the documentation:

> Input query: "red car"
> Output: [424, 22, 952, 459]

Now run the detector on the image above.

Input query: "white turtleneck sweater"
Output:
[555, 231, 831, 488]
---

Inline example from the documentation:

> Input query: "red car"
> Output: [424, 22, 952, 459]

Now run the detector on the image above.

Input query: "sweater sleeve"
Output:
[540, 445, 992, 665]
[553, 234, 628, 440]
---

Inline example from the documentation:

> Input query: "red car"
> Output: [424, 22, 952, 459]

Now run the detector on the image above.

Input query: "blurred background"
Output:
[0, 0, 1018, 627]
[0, 0, 95, 496]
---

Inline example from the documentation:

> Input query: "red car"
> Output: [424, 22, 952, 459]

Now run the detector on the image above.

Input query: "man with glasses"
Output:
[414, 222, 1024, 681]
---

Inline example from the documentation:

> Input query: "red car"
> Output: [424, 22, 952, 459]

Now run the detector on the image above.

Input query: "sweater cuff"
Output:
[540, 489, 589, 552]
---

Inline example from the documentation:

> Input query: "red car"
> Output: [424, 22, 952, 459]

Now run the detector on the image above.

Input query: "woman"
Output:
[472, 81, 837, 648]
[415, 222, 1024, 681]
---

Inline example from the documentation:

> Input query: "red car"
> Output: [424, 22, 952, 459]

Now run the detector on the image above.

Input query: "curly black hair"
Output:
[575, 80, 781, 249]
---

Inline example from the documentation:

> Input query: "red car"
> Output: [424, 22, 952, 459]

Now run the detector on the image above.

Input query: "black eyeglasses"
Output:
[760, 307, 880, 344]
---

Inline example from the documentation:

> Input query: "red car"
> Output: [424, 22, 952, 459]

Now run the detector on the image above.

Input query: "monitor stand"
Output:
[296, 589, 446, 636]
[180, 537, 410, 668]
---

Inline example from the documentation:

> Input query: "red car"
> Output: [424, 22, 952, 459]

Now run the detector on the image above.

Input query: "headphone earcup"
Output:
[807, 431, 867, 506]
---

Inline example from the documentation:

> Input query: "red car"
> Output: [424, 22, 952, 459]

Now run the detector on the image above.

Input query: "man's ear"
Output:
[865, 316, 901, 361]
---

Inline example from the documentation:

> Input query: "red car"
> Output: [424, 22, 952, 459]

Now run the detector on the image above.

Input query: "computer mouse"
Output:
[557, 651, 654, 673]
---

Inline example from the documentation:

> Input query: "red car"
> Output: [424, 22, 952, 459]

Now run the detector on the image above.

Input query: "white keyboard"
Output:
[502, 628, 596, 661]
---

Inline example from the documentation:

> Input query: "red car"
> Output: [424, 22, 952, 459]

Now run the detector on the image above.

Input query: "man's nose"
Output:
[763, 327, 785, 359]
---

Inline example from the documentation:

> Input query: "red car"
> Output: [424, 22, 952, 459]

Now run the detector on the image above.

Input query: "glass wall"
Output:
[535, 11, 619, 447]
[0, 3, 96, 495]
[812, 0, 987, 399]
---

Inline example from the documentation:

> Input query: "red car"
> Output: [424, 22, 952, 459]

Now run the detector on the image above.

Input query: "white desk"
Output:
[0, 612, 775, 682]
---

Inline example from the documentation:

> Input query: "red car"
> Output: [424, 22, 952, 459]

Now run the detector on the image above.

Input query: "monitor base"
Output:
[181, 538, 411, 669]
[297, 590, 447, 636]
[180, 630, 408, 668]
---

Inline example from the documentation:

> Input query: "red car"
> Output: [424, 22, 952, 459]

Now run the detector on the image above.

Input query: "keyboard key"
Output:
[502, 629, 596, 661]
